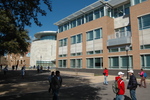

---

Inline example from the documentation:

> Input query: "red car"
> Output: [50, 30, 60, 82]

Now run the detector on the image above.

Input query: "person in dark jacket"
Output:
[127, 69, 138, 100]
[51, 70, 62, 100]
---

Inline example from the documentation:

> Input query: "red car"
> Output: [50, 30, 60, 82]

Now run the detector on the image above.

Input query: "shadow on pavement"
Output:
[0, 84, 103, 100]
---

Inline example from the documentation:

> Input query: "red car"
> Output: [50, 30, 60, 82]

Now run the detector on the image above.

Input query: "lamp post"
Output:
[125, 46, 129, 80]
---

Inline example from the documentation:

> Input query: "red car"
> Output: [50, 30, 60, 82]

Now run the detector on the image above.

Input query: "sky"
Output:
[26, 0, 98, 39]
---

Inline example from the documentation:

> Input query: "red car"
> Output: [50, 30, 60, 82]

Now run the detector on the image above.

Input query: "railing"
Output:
[108, 31, 131, 40]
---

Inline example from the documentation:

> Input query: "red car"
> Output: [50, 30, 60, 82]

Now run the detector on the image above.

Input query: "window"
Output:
[71, 36, 76, 44]
[71, 53, 76, 56]
[87, 58, 103, 68]
[94, 9, 100, 19]
[71, 19, 76, 28]
[134, 0, 146, 5]
[95, 50, 103, 54]
[71, 34, 82, 44]
[141, 55, 150, 69]
[76, 59, 82, 68]
[70, 59, 82, 68]
[87, 58, 94, 68]
[86, 12, 93, 22]
[59, 60, 62, 67]
[64, 38, 67, 46]
[95, 58, 102, 68]
[76, 52, 82, 56]
[109, 48, 118, 52]
[64, 23, 69, 31]
[120, 56, 132, 68]
[141, 44, 150, 49]
[59, 40, 63, 47]
[77, 17, 81, 26]
[70, 59, 76, 68]
[109, 57, 119, 68]
[138, 14, 150, 30]
[77, 34, 82, 43]
[59, 38, 68, 47]
[124, 3, 130, 15]
[87, 51, 94, 55]
[59, 26, 63, 32]
[113, 3, 131, 18]
[95, 28, 102, 39]
[58, 60, 67, 68]
[100, 7, 104, 17]
[87, 31, 93, 41]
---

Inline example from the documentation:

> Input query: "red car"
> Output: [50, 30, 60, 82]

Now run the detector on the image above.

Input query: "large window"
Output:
[87, 31, 93, 41]
[86, 28, 102, 41]
[87, 58, 103, 68]
[71, 34, 82, 44]
[86, 12, 93, 23]
[59, 38, 68, 47]
[70, 59, 82, 68]
[113, 3, 130, 18]
[138, 14, 150, 30]
[58, 60, 67, 68]
[141, 55, 150, 69]
[109, 56, 133, 69]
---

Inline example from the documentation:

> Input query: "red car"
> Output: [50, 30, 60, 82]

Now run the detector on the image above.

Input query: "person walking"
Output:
[115, 72, 125, 100]
[48, 71, 54, 93]
[51, 70, 62, 100]
[138, 69, 146, 88]
[3, 65, 8, 75]
[127, 69, 138, 100]
[103, 68, 108, 85]
[21, 65, 25, 79]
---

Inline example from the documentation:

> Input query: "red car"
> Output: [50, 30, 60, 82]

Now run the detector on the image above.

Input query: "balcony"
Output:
[107, 31, 131, 46]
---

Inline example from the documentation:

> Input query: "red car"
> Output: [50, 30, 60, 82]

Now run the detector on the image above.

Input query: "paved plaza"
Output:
[0, 69, 150, 100]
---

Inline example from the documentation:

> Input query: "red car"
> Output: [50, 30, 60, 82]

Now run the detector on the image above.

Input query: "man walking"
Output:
[115, 72, 125, 100]
[127, 69, 138, 100]
[51, 70, 62, 100]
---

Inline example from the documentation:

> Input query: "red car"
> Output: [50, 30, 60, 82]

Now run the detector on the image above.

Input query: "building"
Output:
[54, 0, 150, 74]
[0, 45, 31, 69]
[30, 31, 57, 68]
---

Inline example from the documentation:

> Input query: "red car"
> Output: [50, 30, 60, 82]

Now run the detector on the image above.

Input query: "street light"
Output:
[125, 45, 130, 80]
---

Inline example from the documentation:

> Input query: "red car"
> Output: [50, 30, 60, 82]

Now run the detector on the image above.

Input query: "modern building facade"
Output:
[54, 0, 150, 73]
[30, 31, 57, 67]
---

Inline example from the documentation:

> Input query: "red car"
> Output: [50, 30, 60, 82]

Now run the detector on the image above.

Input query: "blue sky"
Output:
[26, 0, 98, 39]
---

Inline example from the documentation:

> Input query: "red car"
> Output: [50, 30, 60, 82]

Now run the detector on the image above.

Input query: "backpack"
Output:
[112, 78, 121, 94]
[143, 73, 147, 78]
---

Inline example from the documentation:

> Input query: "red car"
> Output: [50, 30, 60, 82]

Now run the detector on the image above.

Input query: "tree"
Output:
[0, 0, 52, 56]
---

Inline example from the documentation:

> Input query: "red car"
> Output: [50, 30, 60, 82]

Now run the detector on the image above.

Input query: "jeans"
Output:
[52, 89, 59, 100]
[104, 76, 108, 84]
[130, 89, 137, 100]
[116, 95, 124, 100]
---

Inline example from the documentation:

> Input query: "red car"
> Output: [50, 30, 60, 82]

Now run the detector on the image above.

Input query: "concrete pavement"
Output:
[0, 70, 150, 100]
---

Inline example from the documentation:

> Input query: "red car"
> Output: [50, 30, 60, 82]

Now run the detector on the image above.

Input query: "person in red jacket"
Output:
[115, 72, 125, 100]
[103, 68, 109, 85]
